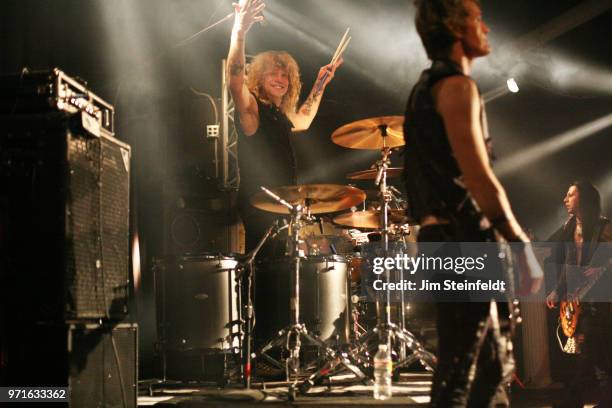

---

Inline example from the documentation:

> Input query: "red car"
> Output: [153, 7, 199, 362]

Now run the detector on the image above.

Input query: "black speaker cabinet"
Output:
[0, 113, 131, 321]
[1, 322, 138, 408]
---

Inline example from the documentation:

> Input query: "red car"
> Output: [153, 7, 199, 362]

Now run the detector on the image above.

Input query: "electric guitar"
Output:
[558, 265, 608, 352]
[559, 266, 606, 336]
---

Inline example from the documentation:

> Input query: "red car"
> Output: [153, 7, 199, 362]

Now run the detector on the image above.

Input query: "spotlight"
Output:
[483, 78, 520, 102]
[506, 78, 519, 93]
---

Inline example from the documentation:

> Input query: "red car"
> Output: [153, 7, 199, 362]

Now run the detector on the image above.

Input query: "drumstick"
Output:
[331, 27, 351, 64]
[332, 31, 350, 63]
[313, 28, 351, 94]
[332, 36, 351, 65]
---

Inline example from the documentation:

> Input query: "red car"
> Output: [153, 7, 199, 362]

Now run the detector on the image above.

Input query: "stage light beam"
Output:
[496, 112, 612, 177]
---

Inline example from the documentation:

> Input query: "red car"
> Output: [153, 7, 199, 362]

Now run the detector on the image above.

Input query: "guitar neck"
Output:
[574, 267, 605, 302]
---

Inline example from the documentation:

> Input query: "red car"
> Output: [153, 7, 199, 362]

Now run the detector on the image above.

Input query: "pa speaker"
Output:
[0, 113, 131, 321]
[1, 322, 138, 408]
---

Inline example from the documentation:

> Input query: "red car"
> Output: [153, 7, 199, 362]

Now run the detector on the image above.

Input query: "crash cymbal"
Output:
[333, 209, 408, 229]
[347, 167, 404, 180]
[331, 116, 405, 150]
[250, 184, 366, 215]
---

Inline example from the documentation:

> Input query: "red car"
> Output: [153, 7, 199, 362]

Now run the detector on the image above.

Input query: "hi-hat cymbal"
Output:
[333, 209, 408, 229]
[331, 116, 405, 150]
[347, 167, 404, 180]
[250, 184, 366, 215]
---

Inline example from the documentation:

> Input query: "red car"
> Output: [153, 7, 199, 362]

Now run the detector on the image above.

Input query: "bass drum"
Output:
[254, 255, 349, 346]
[155, 254, 239, 351]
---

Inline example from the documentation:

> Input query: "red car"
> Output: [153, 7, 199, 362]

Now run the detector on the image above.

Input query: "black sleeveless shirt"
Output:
[403, 59, 492, 226]
[237, 97, 297, 209]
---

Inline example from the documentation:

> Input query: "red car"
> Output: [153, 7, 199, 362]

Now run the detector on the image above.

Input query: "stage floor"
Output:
[138, 372, 571, 407]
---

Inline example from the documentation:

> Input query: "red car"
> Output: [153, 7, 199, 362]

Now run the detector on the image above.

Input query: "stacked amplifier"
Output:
[0, 68, 137, 407]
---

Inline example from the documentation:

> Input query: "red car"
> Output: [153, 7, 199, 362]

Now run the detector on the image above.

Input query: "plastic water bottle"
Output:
[373, 344, 392, 400]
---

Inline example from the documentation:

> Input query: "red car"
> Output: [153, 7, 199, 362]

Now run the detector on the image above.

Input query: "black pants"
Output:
[419, 224, 512, 407]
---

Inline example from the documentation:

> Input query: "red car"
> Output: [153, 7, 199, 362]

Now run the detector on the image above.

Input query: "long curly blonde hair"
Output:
[246, 51, 302, 115]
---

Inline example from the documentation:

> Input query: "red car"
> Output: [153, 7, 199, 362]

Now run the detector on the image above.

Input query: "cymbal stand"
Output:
[357, 125, 436, 372]
[254, 186, 370, 399]
[375, 140, 392, 335]
[298, 129, 434, 393]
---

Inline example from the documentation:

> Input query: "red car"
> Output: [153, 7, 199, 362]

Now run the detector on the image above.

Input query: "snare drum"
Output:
[255, 255, 349, 345]
[155, 253, 239, 351]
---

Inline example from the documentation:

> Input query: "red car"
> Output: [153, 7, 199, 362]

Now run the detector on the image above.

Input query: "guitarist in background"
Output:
[546, 181, 612, 407]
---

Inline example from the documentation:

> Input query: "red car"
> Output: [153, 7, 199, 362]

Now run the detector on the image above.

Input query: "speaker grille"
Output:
[66, 135, 103, 318]
[70, 323, 138, 408]
[100, 137, 130, 313]
[0, 114, 130, 320]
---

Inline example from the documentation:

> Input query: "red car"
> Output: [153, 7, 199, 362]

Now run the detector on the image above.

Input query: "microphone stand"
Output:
[238, 219, 286, 389]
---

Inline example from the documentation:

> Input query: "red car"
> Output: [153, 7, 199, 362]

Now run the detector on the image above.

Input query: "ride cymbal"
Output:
[250, 184, 366, 215]
[331, 116, 404, 150]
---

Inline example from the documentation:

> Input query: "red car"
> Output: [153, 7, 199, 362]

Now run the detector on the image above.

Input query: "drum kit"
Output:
[155, 116, 436, 396]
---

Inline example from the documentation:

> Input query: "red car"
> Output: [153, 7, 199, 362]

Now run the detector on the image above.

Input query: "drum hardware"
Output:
[346, 229, 370, 246]
[371, 133, 435, 372]
[252, 185, 371, 399]
[387, 185, 407, 210]
[330, 117, 435, 376]
[236, 218, 288, 389]
[349, 291, 369, 340]
[333, 186, 410, 230]
[295, 117, 435, 392]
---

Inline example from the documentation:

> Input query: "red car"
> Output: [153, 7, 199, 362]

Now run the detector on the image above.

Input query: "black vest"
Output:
[237, 98, 297, 207]
[403, 59, 492, 236]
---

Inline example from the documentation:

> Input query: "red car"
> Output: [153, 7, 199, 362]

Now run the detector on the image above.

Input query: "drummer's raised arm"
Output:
[227, 0, 265, 136]
[289, 58, 343, 132]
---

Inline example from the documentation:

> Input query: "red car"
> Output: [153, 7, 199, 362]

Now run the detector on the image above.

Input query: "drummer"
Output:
[227, 0, 343, 253]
